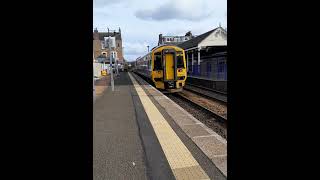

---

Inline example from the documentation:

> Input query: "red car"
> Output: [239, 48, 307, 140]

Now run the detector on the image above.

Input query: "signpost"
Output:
[93, 53, 95, 101]
[108, 36, 114, 91]
[115, 53, 119, 76]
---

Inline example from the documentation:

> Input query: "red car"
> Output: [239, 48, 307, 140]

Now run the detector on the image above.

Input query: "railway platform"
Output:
[93, 72, 227, 180]
[94, 75, 110, 99]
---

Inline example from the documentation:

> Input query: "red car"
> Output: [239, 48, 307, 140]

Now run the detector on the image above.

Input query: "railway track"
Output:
[166, 93, 227, 139]
[183, 85, 227, 104]
[175, 92, 226, 123]
[186, 82, 227, 95]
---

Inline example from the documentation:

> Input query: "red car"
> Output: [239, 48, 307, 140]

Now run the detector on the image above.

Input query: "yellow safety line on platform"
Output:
[128, 73, 210, 180]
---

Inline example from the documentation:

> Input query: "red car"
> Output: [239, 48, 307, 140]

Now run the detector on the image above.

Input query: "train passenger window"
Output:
[176, 52, 184, 68]
[154, 52, 163, 70]
[149, 58, 152, 71]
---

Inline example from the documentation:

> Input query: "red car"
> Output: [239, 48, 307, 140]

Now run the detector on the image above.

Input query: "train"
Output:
[134, 45, 187, 92]
[123, 62, 132, 72]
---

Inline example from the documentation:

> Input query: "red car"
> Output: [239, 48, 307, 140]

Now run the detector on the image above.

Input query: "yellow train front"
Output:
[135, 45, 187, 92]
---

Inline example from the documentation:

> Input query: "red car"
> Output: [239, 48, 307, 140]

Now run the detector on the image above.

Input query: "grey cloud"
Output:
[135, 4, 211, 21]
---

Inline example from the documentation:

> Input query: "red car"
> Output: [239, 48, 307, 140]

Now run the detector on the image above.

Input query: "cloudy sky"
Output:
[93, 0, 227, 61]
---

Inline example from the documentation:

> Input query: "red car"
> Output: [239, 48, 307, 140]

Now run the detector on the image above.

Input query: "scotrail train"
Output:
[134, 45, 187, 93]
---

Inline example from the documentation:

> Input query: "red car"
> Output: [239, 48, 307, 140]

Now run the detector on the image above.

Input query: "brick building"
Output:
[93, 28, 124, 63]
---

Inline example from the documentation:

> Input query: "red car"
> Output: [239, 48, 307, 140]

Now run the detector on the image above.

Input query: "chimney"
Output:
[93, 28, 99, 40]
[159, 34, 163, 45]
[185, 31, 192, 38]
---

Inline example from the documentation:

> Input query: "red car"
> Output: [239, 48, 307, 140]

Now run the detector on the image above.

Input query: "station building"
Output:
[178, 26, 227, 81]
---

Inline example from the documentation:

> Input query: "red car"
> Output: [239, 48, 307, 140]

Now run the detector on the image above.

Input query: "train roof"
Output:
[151, 44, 183, 51]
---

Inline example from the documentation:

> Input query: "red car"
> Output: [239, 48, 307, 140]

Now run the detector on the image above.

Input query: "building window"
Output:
[101, 41, 105, 49]
[117, 43, 119, 47]
[111, 51, 117, 59]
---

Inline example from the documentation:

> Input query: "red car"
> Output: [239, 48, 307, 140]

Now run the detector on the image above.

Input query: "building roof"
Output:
[93, 32, 122, 41]
[178, 28, 218, 50]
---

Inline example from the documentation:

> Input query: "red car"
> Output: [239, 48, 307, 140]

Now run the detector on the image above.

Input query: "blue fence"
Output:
[187, 59, 227, 81]
[187, 65, 200, 76]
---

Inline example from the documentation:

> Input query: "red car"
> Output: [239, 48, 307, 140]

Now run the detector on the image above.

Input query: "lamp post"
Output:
[93, 52, 95, 101]
[115, 52, 119, 76]
[147, 45, 149, 52]
[109, 36, 114, 91]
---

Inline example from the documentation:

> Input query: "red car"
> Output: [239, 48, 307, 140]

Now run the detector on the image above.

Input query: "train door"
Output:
[164, 53, 174, 80]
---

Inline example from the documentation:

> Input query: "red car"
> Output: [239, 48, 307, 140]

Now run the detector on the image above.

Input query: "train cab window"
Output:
[176, 51, 184, 68]
[154, 52, 163, 70]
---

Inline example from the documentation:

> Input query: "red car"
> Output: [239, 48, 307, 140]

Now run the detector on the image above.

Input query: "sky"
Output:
[93, 0, 227, 62]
